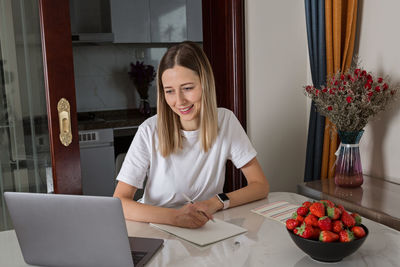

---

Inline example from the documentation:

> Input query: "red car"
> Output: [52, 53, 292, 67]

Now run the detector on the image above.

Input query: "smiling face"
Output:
[161, 65, 202, 131]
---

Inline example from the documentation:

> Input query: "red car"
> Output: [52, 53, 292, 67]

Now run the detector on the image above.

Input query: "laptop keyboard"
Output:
[132, 251, 147, 265]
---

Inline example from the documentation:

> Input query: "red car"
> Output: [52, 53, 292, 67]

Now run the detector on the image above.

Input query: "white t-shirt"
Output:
[116, 108, 257, 208]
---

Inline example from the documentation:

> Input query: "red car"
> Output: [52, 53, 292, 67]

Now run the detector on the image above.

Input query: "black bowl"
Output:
[287, 225, 369, 262]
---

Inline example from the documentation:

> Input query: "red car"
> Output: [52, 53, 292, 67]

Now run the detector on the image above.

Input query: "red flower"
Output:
[327, 106, 333, 111]
[329, 89, 335, 95]
[361, 70, 367, 76]
[322, 88, 328, 93]
[375, 86, 381, 92]
[315, 89, 320, 96]
[306, 85, 312, 92]
[364, 83, 371, 90]
[343, 81, 347, 85]
[378, 77, 383, 83]
[346, 96, 353, 103]
[383, 83, 389, 90]
[367, 91, 374, 97]
[334, 81, 339, 86]
[354, 69, 361, 75]
[366, 74, 372, 81]
[340, 74, 345, 80]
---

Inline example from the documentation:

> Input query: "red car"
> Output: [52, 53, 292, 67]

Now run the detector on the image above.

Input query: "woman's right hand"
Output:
[173, 203, 212, 228]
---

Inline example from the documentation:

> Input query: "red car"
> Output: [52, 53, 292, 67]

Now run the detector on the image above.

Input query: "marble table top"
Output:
[1, 192, 400, 267]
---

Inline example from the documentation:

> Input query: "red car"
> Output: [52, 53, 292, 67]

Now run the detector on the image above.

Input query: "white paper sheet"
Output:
[251, 201, 299, 224]
[150, 218, 247, 246]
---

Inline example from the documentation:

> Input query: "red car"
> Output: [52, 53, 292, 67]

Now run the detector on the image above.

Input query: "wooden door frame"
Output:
[38, 0, 82, 194]
[202, 0, 247, 192]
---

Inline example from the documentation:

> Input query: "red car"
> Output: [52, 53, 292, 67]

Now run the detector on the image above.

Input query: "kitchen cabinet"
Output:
[110, 0, 151, 43]
[110, 0, 202, 43]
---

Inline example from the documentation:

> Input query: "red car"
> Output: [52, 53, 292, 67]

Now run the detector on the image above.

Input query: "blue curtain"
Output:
[304, 0, 327, 181]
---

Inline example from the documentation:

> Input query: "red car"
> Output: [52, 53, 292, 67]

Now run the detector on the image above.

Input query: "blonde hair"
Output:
[157, 41, 218, 157]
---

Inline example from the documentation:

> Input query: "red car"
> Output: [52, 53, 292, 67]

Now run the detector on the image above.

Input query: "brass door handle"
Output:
[57, 98, 72, 146]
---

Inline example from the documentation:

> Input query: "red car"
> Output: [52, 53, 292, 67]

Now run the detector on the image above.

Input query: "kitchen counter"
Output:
[77, 108, 156, 131]
[2, 192, 398, 266]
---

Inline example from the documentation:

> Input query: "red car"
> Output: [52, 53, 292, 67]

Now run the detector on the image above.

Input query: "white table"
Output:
[1, 192, 400, 266]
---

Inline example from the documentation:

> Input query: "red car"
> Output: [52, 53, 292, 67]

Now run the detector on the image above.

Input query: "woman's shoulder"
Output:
[138, 114, 158, 133]
[217, 107, 237, 124]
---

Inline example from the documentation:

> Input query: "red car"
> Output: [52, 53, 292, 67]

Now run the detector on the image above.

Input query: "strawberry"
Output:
[304, 214, 319, 227]
[341, 210, 356, 228]
[309, 202, 325, 218]
[336, 204, 345, 213]
[295, 223, 314, 239]
[313, 227, 321, 240]
[351, 213, 362, 225]
[351, 226, 366, 238]
[332, 220, 344, 233]
[320, 199, 335, 208]
[327, 206, 341, 220]
[302, 201, 313, 209]
[318, 216, 332, 231]
[319, 230, 339, 242]
[292, 212, 304, 223]
[297, 206, 309, 216]
[339, 229, 355, 242]
[286, 219, 299, 231]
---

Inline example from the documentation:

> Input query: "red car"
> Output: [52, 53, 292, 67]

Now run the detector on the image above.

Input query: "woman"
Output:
[114, 41, 269, 229]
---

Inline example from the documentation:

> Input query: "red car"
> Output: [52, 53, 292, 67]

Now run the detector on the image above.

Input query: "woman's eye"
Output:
[183, 87, 193, 91]
[165, 90, 173, 94]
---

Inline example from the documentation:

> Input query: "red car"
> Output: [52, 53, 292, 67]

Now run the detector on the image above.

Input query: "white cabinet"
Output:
[110, 0, 202, 43]
[110, 0, 151, 43]
[149, 0, 186, 43]
[186, 0, 203, 42]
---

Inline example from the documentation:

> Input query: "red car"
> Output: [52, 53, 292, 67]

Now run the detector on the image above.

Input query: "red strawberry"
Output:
[319, 230, 339, 242]
[336, 204, 345, 213]
[351, 213, 362, 225]
[302, 201, 312, 209]
[351, 226, 366, 238]
[341, 211, 356, 228]
[297, 206, 309, 216]
[313, 227, 321, 240]
[304, 214, 319, 227]
[332, 220, 344, 233]
[318, 216, 332, 231]
[286, 219, 299, 231]
[295, 223, 314, 239]
[310, 202, 325, 218]
[327, 206, 341, 220]
[339, 229, 355, 242]
[320, 199, 335, 208]
[292, 212, 304, 223]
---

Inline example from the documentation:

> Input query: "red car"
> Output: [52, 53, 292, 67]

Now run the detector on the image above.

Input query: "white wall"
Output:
[357, 1, 400, 184]
[246, 1, 309, 192]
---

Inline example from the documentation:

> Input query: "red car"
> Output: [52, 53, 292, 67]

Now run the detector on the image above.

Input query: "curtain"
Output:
[320, 0, 359, 179]
[304, 0, 327, 181]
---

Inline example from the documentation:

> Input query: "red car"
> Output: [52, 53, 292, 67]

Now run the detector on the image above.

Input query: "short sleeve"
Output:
[227, 112, 257, 169]
[116, 125, 150, 189]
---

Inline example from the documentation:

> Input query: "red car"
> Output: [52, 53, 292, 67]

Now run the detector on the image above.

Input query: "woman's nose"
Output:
[176, 92, 186, 105]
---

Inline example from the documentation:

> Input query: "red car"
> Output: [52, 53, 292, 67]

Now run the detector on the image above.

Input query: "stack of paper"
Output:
[150, 218, 247, 246]
[251, 201, 299, 224]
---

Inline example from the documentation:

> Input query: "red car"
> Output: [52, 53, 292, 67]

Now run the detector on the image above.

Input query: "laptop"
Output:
[4, 192, 163, 267]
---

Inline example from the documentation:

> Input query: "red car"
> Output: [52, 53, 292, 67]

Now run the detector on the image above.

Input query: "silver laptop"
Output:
[4, 192, 163, 267]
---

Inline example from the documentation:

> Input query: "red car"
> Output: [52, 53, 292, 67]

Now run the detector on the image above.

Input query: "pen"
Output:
[181, 193, 215, 222]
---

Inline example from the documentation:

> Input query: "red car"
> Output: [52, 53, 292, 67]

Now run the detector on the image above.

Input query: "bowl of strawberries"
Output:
[286, 199, 368, 262]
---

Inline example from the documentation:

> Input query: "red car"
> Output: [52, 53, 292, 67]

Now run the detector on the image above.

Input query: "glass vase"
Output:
[334, 130, 364, 187]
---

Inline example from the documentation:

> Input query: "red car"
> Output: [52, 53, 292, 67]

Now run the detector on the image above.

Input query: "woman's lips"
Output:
[179, 104, 194, 114]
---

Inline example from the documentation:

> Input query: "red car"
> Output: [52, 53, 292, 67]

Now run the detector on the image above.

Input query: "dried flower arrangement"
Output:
[304, 62, 398, 132]
[128, 61, 156, 100]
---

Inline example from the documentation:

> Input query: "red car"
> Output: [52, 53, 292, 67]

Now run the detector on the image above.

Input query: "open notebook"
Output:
[150, 218, 247, 246]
